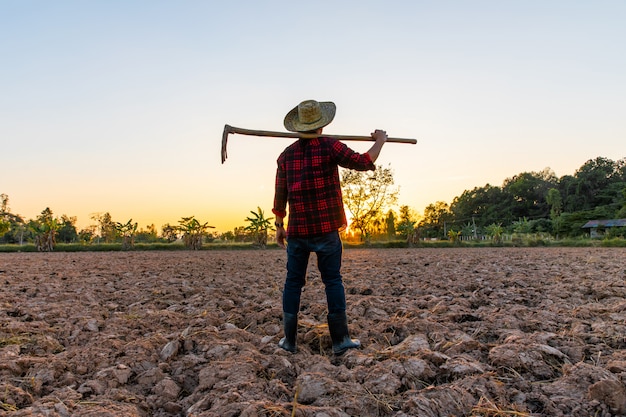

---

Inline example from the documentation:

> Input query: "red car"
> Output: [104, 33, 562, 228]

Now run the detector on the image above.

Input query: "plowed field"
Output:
[1, 247, 626, 416]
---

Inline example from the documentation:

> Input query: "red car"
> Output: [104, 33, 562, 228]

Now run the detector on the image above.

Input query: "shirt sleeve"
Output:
[272, 159, 288, 218]
[330, 139, 376, 171]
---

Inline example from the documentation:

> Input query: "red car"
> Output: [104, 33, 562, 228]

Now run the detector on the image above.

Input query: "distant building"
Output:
[581, 219, 626, 238]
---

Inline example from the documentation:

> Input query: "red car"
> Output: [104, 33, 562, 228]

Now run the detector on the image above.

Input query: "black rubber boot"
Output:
[327, 312, 361, 355]
[278, 312, 298, 353]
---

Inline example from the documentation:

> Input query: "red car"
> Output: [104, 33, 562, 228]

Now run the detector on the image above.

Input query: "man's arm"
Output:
[366, 129, 388, 163]
[272, 161, 288, 249]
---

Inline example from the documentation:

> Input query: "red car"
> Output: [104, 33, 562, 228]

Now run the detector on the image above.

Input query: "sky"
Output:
[1, 0, 625, 233]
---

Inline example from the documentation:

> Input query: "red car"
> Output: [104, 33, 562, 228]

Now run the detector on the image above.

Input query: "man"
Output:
[272, 99, 387, 355]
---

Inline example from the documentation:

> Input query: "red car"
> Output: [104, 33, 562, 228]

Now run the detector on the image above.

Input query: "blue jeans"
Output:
[283, 231, 346, 316]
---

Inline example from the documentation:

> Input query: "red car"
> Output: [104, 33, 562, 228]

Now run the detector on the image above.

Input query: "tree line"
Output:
[1, 156, 625, 250]
[328, 156, 625, 243]
[415, 156, 626, 241]
[0, 196, 275, 251]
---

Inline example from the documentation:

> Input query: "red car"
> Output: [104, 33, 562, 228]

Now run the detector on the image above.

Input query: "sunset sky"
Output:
[2, 1, 625, 233]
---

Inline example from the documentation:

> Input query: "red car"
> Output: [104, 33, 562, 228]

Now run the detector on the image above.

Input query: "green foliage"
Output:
[450, 184, 512, 227]
[92, 212, 116, 243]
[0, 194, 9, 235]
[512, 217, 531, 234]
[449, 157, 626, 239]
[502, 168, 557, 219]
[396, 205, 417, 239]
[78, 226, 96, 244]
[600, 237, 626, 247]
[0, 194, 27, 244]
[244, 207, 273, 248]
[546, 188, 563, 237]
[115, 219, 138, 250]
[178, 216, 214, 250]
[570, 157, 618, 210]
[161, 223, 178, 243]
[447, 229, 461, 244]
[0, 219, 8, 236]
[57, 215, 78, 243]
[419, 201, 451, 239]
[605, 226, 626, 239]
[29, 207, 59, 251]
[461, 222, 478, 239]
[485, 223, 504, 244]
[135, 224, 159, 243]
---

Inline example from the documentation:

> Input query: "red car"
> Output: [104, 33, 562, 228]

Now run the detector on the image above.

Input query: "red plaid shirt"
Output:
[273, 137, 376, 237]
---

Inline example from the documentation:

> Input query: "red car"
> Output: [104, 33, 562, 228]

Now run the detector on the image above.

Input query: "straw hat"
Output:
[284, 100, 336, 132]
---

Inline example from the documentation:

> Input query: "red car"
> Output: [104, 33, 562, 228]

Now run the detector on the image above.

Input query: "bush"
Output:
[600, 238, 626, 247]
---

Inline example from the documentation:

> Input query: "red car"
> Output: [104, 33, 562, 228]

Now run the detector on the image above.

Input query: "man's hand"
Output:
[366, 129, 388, 163]
[276, 226, 286, 249]
[372, 129, 388, 143]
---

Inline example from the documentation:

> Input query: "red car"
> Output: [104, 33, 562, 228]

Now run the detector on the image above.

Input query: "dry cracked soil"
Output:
[1, 247, 626, 416]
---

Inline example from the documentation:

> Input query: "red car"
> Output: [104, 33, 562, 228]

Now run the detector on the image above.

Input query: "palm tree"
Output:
[244, 207, 273, 248]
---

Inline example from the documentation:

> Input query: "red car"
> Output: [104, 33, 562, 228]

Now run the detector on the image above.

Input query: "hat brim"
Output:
[284, 101, 336, 132]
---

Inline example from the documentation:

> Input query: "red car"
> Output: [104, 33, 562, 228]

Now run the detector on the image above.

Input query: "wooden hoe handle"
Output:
[221, 124, 417, 163]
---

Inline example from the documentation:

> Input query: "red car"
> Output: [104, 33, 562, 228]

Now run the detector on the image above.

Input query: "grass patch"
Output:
[600, 238, 626, 247]
[0, 402, 18, 412]
[0, 334, 31, 348]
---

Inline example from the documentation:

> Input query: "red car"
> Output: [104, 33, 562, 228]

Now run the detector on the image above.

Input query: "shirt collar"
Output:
[297, 137, 320, 148]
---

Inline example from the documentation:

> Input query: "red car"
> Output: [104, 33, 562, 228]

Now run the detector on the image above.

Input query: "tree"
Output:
[161, 223, 178, 243]
[574, 157, 617, 210]
[92, 212, 116, 243]
[0, 194, 9, 235]
[555, 157, 625, 215]
[559, 174, 581, 213]
[558, 157, 626, 221]
[78, 225, 96, 244]
[0, 194, 26, 243]
[30, 207, 58, 251]
[136, 224, 158, 243]
[385, 210, 396, 240]
[244, 207, 273, 248]
[0, 194, 7, 213]
[502, 168, 557, 220]
[617, 187, 626, 218]
[341, 165, 398, 242]
[178, 216, 214, 250]
[0, 218, 8, 236]
[546, 188, 563, 238]
[485, 223, 504, 244]
[447, 229, 461, 244]
[57, 215, 78, 243]
[461, 222, 478, 239]
[450, 184, 513, 229]
[420, 201, 451, 239]
[116, 219, 138, 250]
[396, 205, 418, 241]
[220, 231, 235, 242]
[233, 226, 248, 242]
